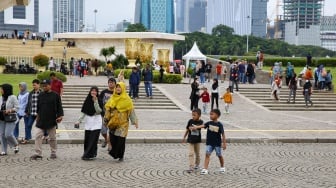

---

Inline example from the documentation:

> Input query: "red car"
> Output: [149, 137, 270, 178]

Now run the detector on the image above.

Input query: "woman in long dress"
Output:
[75, 86, 103, 160]
[104, 82, 138, 161]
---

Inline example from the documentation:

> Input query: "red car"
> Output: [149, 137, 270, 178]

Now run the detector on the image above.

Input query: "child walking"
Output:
[200, 87, 210, 114]
[182, 109, 203, 173]
[221, 88, 232, 114]
[191, 109, 227, 175]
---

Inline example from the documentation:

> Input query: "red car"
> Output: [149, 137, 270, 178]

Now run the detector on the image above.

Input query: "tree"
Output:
[112, 54, 129, 69]
[100, 46, 116, 62]
[125, 23, 148, 32]
[212, 24, 234, 38]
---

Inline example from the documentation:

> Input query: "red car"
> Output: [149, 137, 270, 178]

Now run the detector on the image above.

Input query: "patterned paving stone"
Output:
[0, 143, 335, 187]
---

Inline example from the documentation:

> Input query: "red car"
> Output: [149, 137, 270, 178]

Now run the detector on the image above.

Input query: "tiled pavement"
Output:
[16, 75, 336, 143]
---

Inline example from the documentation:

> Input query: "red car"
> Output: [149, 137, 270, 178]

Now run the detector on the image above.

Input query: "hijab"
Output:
[212, 79, 218, 90]
[1, 84, 13, 100]
[81, 86, 103, 116]
[105, 82, 133, 112]
[19, 82, 28, 95]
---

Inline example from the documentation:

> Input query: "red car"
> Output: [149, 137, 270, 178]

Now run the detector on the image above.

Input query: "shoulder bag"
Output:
[4, 113, 17, 122]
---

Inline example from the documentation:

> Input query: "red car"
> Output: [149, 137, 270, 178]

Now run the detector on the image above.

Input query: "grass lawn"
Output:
[263, 66, 336, 92]
[0, 74, 37, 95]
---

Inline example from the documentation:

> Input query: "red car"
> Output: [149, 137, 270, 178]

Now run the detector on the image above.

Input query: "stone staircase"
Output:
[0, 39, 94, 60]
[238, 86, 336, 111]
[62, 85, 181, 110]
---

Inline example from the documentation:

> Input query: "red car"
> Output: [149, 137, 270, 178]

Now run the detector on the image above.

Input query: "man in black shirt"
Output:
[205, 61, 213, 82]
[99, 78, 116, 150]
[31, 80, 63, 160]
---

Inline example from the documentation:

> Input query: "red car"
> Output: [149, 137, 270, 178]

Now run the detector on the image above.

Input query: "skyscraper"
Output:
[283, 0, 324, 46]
[176, 0, 206, 33]
[206, 0, 267, 38]
[53, 0, 84, 33]
[0, 0, 39, 33]
[134, 0, 175, 33]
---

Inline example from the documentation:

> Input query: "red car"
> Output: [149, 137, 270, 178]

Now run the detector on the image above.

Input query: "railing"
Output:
[2, 56, 68, 68]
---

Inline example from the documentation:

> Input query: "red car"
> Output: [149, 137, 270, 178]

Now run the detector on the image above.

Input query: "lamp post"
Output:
[246, 16, 250, 53]
[94, 9, 98, 32]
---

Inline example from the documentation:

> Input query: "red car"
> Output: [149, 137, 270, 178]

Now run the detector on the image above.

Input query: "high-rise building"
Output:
[206, 0, 267, 38]
[176, 0, 206, 33]
[320, 15, 336, 51]
[134, 0, 175, 33]
[283, 0, 324, 46]
[53, 0, 84, 33]
[0, 0, 39, 34]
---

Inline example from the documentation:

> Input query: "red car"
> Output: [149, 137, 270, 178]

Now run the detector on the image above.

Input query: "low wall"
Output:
[207, 57, 270, 84]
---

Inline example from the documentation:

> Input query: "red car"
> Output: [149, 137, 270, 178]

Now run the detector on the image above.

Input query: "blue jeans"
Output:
[14, 115, 28, 139]
[0, 120, 18, 153]
[25, 115, 37, 140]
[239, 72, 245, 83]
[200, 72, 205, 84]
[205, 145, 222, 157]
[144, 81, 152, 97]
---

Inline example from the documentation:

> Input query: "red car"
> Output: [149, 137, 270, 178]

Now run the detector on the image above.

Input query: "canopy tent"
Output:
[182, 42, 206, 69]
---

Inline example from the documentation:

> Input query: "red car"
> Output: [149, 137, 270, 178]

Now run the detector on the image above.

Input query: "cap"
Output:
[41, 79, 51, 85]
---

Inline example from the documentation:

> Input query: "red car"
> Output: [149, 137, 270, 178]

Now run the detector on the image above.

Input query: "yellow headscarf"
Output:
[105, 82, 134, 112]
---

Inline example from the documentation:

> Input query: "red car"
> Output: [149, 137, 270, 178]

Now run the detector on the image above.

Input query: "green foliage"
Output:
[33, 54, 49, 67]
[218, 56, 336, 67]
[125, 23, 148, 32]
[113, 69, 182, 84]
[37, 71, 67, 83]
[153, 72, 183, 84]
[174, 24, 336, 59]
[212, 24, 234, 37]
[112, 54, 129, 69]
[100, 46, 115, 62]
[0, 57, 7, 65]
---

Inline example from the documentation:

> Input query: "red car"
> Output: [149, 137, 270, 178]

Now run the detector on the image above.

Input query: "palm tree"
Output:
[100, 48, 109, 62]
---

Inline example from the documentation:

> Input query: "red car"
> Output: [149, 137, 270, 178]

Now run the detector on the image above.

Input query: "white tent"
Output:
[182, 42, 206, 69]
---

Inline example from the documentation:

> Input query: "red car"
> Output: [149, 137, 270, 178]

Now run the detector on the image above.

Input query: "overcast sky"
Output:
[40, 0, 336, 32]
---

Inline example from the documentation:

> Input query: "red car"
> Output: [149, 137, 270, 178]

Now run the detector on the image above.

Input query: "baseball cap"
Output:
[41, 79, 51, 85]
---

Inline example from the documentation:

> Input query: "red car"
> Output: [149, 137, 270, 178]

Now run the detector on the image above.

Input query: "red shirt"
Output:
[216, 64, 222, 74]
[200, 91, 210, 103]
[51, 79, 63, 95]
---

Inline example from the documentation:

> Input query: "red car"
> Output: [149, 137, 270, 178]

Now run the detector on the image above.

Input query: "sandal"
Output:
[0, 152, 7, 156]
[21, 140, 29, 144]
[30, 154, 43, 160]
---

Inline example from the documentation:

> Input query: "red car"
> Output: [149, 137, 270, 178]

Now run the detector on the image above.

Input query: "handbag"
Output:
[4, 113, 17, 122]
[106, 109, 128, 130]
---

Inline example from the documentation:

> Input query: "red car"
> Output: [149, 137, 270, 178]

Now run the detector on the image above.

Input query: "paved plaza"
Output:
[43, 75, 336, 142]
[0, 143, 336, 187]
[6, 75, 336, 187]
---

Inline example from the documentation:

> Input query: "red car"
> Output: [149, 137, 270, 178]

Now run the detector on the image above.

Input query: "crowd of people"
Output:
[268, 61, 333, 108]
[0, 73, 141, 162]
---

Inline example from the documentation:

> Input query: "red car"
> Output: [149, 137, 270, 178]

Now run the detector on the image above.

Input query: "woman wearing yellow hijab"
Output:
[104, 82, 138, 161]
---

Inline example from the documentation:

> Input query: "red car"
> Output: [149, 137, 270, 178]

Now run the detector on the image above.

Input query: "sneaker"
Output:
[101, 141, 107, 148]
[194, 165, 200, 170]
[220, 167, 226, 173]
[200, 169, 208, 175]
[14, 145, 19, 154]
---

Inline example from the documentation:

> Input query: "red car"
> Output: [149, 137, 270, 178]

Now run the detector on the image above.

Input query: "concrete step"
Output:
[238, 86, 336, 111]
[268, 107, 336, 111]
[62, 104, 180, 110]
